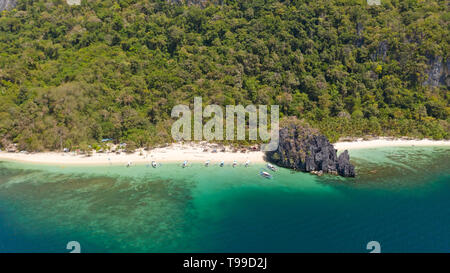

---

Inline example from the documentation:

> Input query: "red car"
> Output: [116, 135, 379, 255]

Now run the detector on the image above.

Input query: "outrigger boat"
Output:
[232, 161, 237, 168]
[259, 171, 272, 179]
[182, 160, 188, 168]
[205, 160, 210, 167]
[245, 160, 250, 167]
[219, 161, 224, 167]
[267, 163, 277, 172]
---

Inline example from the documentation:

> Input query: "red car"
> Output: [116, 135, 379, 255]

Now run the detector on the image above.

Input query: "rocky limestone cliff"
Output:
[168, 0, 221, 6]
[66, 0, 81, 6]
[1, 0, 80, 10]
[0, 0, 16, 12]
[423, 56, 449, 87]
[265, 118, 356, 177]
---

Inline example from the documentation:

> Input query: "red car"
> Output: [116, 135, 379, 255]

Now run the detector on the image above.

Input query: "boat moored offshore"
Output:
[260, 171, 272, 179]
[267, 163, 277, 172]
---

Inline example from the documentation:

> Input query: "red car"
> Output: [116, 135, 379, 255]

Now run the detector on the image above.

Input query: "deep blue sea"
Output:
[0, 147, 449, 253]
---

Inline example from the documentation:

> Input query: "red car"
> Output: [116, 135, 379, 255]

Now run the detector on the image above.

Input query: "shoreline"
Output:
[333, 137, 450, 150]
[0, 138, 449, 166]
[0, 143, 266, 166]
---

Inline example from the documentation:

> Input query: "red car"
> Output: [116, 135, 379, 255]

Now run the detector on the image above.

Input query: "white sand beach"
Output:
[333, 137, 450, 150]
[0, 143, 265, 165]
[0, 138, 449, 166]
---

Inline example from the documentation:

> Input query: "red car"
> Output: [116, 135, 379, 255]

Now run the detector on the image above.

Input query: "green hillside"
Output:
[0, 0, 448, 151]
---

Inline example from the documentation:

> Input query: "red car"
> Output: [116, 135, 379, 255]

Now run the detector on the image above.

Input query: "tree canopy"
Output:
[0, 0, 448, 151]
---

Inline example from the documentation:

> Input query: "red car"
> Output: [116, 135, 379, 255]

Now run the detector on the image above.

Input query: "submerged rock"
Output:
[265, 117, 355, 177]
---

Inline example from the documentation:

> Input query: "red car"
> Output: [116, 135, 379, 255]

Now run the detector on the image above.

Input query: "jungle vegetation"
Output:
[0, 0, 448, 151]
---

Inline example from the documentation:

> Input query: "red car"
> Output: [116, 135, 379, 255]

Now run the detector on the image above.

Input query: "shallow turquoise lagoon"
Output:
[0, 147, 449, 252]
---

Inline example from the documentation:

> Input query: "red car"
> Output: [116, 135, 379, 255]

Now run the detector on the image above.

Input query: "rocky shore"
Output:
[265, 118, 356, 177]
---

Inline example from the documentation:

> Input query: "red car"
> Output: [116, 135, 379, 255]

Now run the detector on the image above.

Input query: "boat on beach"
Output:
[151, 161, 157, 168]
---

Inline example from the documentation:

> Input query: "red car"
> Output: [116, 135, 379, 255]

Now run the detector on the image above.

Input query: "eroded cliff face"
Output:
[66, 0, 81, 6]
[423, 56, 449, 87]
[168, 0, 221, 6]
[265, 118, 356, 177]
[0, 0, 16, 12]
[355, 19, 448, 89]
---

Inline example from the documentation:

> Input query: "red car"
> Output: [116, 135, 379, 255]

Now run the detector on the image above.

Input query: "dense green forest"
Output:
[0, 0, 448, 151]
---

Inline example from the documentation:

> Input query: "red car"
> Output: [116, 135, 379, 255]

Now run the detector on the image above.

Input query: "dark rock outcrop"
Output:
[370, 40, 388, 62]
[337, 150, 355, 177]
[265, 118, 355, 177]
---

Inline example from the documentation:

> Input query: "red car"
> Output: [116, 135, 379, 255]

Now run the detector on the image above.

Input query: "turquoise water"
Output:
[0, 147, 449, 253]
